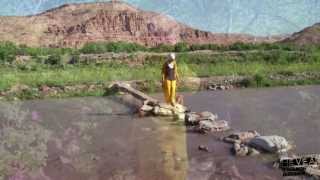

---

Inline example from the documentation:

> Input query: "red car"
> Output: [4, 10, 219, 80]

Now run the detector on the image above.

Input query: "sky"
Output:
[0, 0, 319, 36]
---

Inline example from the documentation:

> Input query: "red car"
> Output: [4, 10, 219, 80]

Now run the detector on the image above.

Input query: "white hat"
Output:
[169, 53, 176, 60]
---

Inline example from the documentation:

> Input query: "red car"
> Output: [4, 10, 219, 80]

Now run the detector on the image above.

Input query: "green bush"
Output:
[33, 55, 47, 64]
[45, 54, 62, 66]
[254, 74, 264, 87]
[149, 44, 175, 52]
[189, 44, 202, 51]
[16, 44, 74, 57]
[239, 78, 252, 88]
[279, 43, 298, 51]
[0, 41, 18, 63]
[80, 41, 147, 54]
[174, 42, 189, 52]
[190, 44, 221, 51]
[69, 53, 80, 64]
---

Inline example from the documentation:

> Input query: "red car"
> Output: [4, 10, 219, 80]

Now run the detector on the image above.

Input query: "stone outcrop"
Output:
[0, 1, 280, 48]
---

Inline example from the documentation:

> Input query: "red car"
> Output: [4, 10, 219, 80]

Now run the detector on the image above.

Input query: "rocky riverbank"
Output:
[0, 76, 245, 100]
[1, 72, 320, 101]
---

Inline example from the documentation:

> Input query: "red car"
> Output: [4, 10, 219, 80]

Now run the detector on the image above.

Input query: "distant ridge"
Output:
[0, 1, 282, 48]
[282, 23, 320, 45]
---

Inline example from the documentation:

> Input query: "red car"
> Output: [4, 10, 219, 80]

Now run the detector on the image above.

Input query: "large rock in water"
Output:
[223, 130, 260, 144]
[185, 111, 218, 126]
[248, 135, 290, 153]
[153, 103, 187, 116]
[196, 120, 230, 133]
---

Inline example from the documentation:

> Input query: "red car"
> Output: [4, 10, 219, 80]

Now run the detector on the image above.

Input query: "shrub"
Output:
[149, 44, 175, 53]
[69, 54, 80, 64]
[189, 44, 202, 51]
[174, 42, 189, 52]
[280, 43, 297, 51]
[227, 42, 255, 51]
[44, 54, 62, 66]
[239, 78, 252, 88]
[33, 55, 47, 64]
[0, 41, 18, 63]
[254, 74, 264, 87]
[189, 44, 221, 51]
[80, 41, 147, 54]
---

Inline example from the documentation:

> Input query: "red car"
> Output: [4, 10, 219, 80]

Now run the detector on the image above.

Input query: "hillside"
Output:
[282, 23, 320, 45]
[0, 1, 280, 48]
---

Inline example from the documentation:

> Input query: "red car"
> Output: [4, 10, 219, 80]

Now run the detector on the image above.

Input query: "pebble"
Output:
[198, 145, 210, 152]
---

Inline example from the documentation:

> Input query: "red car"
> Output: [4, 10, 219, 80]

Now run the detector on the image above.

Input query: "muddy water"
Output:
[1, 86, 320, 180]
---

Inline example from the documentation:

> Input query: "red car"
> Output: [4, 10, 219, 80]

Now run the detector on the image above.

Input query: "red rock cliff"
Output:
[0, 1, 280, 48]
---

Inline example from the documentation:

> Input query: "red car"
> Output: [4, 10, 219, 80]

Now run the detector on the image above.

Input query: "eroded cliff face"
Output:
[45, 8, 184, 47]
[0, 1, 281, 48]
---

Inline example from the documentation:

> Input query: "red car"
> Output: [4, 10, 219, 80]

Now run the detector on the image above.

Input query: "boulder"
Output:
[247, 147, 260, 156]
[198, 145, 209, 152]
[153, 103, 187, 116]
[173, 104, 188, 113]
[39, 85, 51, 93]
[139, 104, 154, 117]
[232, 143, 260, 157]
[196, 120, 230, 133]
[140, 104, 153, 112]
[198, 111, 218, 121]
[185, 111, 218, 126]
[185, 112, 201, 125]
[153, 105, 172, 116]
[233, 143, 249, 156]
[88, 84, 97, 91]
[208, 84, 232, 91]
[9, 84, 30, 94]
[223, 130, 260, 144]
[175, 113, 186, 121]
[110, 82, 159, 106]
[248, 135, 290, 153]
[0, 91, 5, 96]
[64, 86, 76, 92]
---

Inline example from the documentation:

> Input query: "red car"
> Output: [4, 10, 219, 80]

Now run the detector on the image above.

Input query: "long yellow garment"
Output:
[163, 80, 176, 105]
[162, 61, 179, 105]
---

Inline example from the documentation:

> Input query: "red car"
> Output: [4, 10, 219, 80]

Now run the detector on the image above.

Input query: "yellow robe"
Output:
[162, 61, 179, 105]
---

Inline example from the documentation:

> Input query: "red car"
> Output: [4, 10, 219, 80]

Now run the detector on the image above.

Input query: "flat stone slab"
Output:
[110, 82, 159, 105]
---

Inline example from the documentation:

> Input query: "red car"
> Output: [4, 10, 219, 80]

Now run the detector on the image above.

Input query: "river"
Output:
[1, 85, 320, 180]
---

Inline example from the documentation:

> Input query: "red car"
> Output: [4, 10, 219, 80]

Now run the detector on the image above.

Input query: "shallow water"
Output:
[184, 85, 320, 154]
[1, 86, 320, 180]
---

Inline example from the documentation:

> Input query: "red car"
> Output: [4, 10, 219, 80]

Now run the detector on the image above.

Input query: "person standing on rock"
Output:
[162, 53, 179, 106]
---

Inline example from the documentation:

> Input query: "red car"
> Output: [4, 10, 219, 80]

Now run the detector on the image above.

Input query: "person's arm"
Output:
[174, 61, 180, 82]
[161, 63, 166, 82]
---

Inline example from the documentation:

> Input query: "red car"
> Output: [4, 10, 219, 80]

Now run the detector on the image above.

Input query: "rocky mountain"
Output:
[0, 1, 281, 48]
[282, 23, 320, 45]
